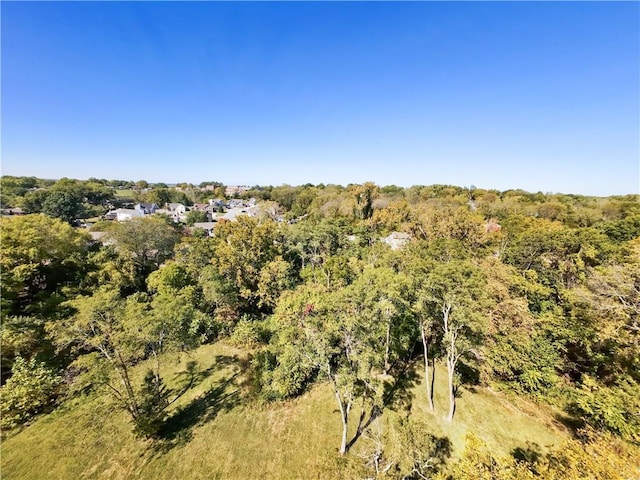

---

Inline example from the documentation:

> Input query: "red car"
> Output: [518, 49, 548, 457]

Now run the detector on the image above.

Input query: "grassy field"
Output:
[113, 189, 136, 198]
[1, 342, 570, 480]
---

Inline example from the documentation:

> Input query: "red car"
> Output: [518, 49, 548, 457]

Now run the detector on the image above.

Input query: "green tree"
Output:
[480, 258, 559, 395]
[41, 189, 85, 223]
[143, 187, 172, 206]
[0, 175, 38, 201]
[20, 188, 49, 213]
[147, 262, 212, 346]
[419, 259, 487, 422]
[209, 216, 283, 314]
[57, 287, 199, 437]
[107, 216, 181, 288]
[185, 209, 209, 226]
[0, 214, 90, 316]
[351, 182, 379, 220]
[269, 266, 416, 455]
[0, 356, 61, 429]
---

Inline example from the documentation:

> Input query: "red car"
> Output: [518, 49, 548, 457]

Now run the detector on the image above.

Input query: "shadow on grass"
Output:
[512, 441, 542, 463]
[149, 356, 244, 453]
[552, 411, 583, 437]
[161, 354, 243, 412]
[152, 373, 241, 453]
[170, 355, 240, 390]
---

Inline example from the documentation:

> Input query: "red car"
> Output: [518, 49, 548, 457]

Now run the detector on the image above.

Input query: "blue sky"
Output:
[2, 1, 638, 195]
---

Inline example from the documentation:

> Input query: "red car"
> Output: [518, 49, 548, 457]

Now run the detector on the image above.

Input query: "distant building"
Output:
[134, 203, 159, 214]
[224, 185, 250, 197]
[115, 208, 145, 222]
[382, 232, 411, 250]
[191, 221, 218, 237]
[222, 205, 260, 221]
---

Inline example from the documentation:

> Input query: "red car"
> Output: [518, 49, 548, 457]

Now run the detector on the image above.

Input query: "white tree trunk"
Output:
[421, 324, 434, 412]
[442, 302, 456, 422]
[330, 363, 352, 455]
[337, 394, 352, 455]
[446, 356, 455, 422]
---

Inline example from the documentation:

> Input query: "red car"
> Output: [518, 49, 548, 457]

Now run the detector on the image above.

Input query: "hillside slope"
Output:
[1, 342, 571, 480]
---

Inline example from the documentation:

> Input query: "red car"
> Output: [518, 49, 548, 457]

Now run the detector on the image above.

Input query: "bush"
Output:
[0, 356, 61, 429]
[229, 317, 270, 348]
[570, 376, 640, 441]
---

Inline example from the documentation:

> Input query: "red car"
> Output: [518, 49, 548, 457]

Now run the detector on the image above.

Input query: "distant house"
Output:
[191, 221, 218, 237]
[221, 205, 261, 221]
[382, 232, 411, 250]
[164, 203, 187, 222]
[224, 185, 250, 197]
[192, 203, 209, 212]
[134, 203, 159, 214]
[102, 210, 118, 221]
[115, 208, 145, 222]
[227, 198, 247, 209]
[167, 203, 187, 214]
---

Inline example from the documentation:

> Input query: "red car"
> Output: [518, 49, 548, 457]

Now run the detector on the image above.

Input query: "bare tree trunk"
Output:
[328, 364, 352, 456]
[421, 324, 434, 412]
[337, 395, 351, 455]
[152, 348, 161, 384]
[442, 303, 456, 423]
[446, 356, 455, 422]
[115, 350, 139, 420]
[100, 346, 139, 420]
[430, 359, 436, 410]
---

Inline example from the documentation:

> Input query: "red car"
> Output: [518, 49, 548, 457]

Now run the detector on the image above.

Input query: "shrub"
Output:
[0, 356, 60, 429]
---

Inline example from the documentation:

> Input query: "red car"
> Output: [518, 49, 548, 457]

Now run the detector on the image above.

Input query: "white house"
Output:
[115, 208, 145, 222]
[167, 203, 187, 215]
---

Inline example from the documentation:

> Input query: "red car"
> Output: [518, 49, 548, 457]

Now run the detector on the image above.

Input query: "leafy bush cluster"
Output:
[0, 356, 60, 430]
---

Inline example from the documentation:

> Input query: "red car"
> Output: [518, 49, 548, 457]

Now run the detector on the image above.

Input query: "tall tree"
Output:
[209, 216, 282, 314]
[56, 287, 199, 437]
[420, 259, 487, 422]
[269, 266, 416, 454]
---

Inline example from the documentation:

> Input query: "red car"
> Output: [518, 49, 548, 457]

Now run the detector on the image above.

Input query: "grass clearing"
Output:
[113, 189, 135, 199]
[1, 343, 570, 479]
[407, 363, 568, 458]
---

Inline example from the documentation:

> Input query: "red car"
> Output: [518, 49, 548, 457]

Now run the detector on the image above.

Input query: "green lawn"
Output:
[1, 342, 570, 480]
[113, 189, 135, 198]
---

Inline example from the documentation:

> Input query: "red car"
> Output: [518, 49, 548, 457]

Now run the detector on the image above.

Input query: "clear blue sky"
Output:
[2, 1, 638, 195]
